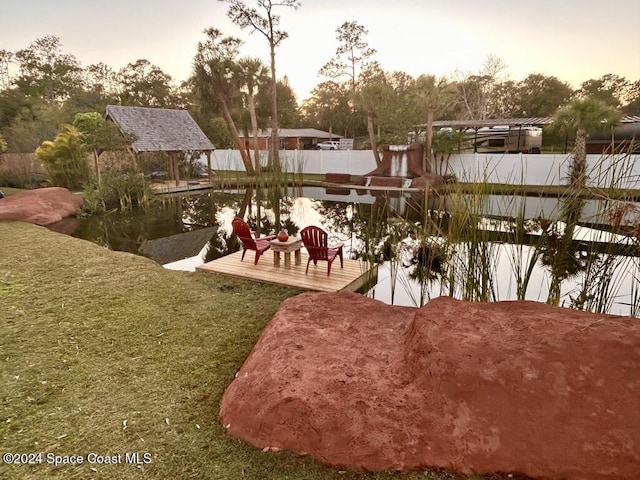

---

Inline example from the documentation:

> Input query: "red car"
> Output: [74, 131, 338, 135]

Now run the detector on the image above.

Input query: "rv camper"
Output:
[464, 126, 542, 154]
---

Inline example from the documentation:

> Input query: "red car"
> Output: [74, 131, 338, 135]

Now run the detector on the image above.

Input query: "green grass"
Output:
[1, 187, 26, 196]
[1, 222, 506, 480]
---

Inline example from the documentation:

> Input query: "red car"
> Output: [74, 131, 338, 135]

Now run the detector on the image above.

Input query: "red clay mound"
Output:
[0, 187, 83, 226]
[219, 291, 640, 479]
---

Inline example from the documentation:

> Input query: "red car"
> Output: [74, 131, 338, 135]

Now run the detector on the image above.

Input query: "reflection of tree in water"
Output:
[182, 191, 246, 227]
[315, 201, 367, 257]
[73, 196, 191, 253]
[536, 219, 594, 277]
[395, 217, 450, 306]
[404, 239, 447, 282]
[204, 232, 240, 263]
[535, 194, 591, 305]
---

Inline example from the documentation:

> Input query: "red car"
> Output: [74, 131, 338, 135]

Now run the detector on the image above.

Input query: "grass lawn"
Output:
[1, 187, 26, 196]
[0, 222, 476, 480]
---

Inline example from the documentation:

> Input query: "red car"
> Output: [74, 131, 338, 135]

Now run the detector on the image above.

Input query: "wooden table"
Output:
[270, 237, 303, 268]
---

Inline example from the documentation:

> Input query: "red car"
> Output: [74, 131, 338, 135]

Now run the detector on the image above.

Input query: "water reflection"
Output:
[69, 186, 640, 317]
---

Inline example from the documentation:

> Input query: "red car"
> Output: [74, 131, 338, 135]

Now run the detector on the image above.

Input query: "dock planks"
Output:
[196, 250, 378, 293]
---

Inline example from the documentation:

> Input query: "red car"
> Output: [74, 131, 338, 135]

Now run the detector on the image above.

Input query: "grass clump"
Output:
[1, 222, 504, 480]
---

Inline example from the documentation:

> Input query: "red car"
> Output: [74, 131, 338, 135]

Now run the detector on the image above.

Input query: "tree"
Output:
[2, 103, 63, 153]
[319, 21, 376, 96]
[237, 56, 268, 171]
[72, 62, 121, 112]
[1, 37, 82, 152]
[544, 98, 619, 306]
[355, 62, 391, 163]
[84, 62, 120, 98]
[13, 36, 83, 103]
[117, 59, 176, 107]
[319, 21, 376, 138]
[552, 98, 621, 187]
[454, 54, 509, 120]
[73, 112, 130, 184]
[623, 80, 640, 115]
[431, 129, 467, 175]
[301, 81, 352, 137]
[192, 28, 254, 174]
[0, 132, 7, 153]
[36, 124, 90, 190]
[0, 87, 33, 131]
[577, 74, 631, 109]
[413, 75, 456, 166]
[513, 74, 573, 117]
[222, 0, 300, 172]
[255, 76, 300, 128]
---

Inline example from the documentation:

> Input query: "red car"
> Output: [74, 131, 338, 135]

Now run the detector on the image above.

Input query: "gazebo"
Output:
[105, 105, 215, 185]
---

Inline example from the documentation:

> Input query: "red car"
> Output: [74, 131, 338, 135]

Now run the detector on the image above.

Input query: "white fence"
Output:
[210, 149, 377, 176]
[442, 153, 640, 189]
[208, 150, 640, 189]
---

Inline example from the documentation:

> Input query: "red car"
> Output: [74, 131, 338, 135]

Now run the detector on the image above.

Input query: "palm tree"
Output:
[552, 98, 621, 187]
[192, 29, 255, 175]
[355, 63, 391, 164]
[236, 57, 269, 174]
[543, 98, 621, 305]
[413, 75, 457, 169]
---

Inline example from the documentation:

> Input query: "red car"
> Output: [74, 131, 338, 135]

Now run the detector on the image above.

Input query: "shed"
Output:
[105, 105, 215, 185]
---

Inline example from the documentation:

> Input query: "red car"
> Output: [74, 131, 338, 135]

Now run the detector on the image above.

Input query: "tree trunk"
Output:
[220, 98, 255, 175]
[570, 128, 587, 187]
[269, 43, 280, 172]
[247, 91, 261, 175]
[425, 107, 434, 172]
[93, 149, 101, 186]
[367, 111, 381, 164]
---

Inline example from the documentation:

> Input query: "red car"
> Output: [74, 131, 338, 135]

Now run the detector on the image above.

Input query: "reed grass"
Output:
[351, 151, 640, 316]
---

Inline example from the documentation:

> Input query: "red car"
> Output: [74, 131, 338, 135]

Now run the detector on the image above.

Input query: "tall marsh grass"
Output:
[357, 152, 640, 317]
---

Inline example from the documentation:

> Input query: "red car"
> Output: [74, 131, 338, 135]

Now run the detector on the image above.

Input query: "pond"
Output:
[66, 186, 640, 317]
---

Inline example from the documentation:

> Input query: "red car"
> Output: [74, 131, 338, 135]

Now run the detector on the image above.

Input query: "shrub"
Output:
[82, 168, 154, 213]
[35, 125, 90, 191]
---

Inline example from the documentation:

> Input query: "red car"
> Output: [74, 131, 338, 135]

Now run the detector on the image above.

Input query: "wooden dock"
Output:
[196, 250, 378, 293]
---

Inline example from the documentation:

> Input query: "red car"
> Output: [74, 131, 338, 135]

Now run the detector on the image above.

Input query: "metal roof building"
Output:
[426, 116, 640, 130]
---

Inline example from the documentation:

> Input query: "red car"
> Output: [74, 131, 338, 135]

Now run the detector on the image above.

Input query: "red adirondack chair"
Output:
[232, 217, 276, 265]
[300, 225, 344, 275]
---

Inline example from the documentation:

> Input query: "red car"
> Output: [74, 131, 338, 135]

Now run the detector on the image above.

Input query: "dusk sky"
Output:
[2, 0, 639, 103]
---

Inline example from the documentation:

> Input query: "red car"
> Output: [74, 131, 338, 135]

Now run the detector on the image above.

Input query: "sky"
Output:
[2, 0, 639, 103]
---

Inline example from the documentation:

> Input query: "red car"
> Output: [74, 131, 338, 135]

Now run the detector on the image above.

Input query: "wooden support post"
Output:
[206, 151, 212, 185]
[172, 152, 180, 187]
[167, 154, 174, 184]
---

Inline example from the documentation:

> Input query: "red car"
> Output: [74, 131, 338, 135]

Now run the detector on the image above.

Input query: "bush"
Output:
[35, 125, 90, 191]
[82, 168, 155, 213]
